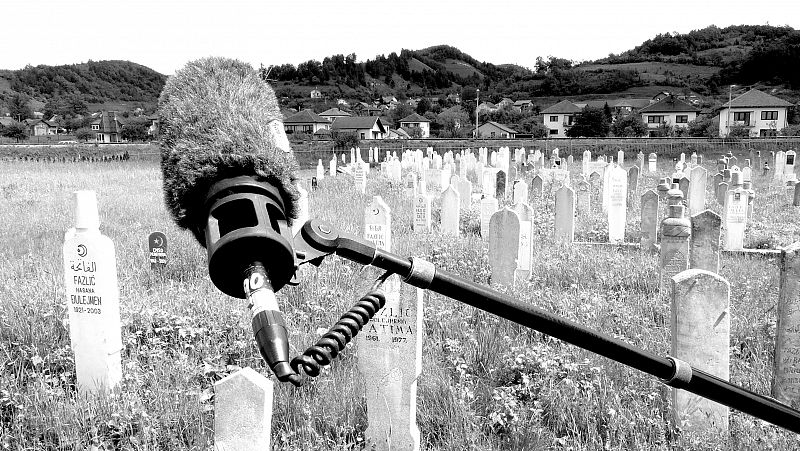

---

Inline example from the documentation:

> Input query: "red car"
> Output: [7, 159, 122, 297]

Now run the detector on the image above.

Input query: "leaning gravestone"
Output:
[359, 196, 422, 451]
[607, 166, 627, 244]
[488, 208, 520, 287]
[512, 202, 533, 281]
[555, 186, 575, 245]
[671, 269, 730, 435]
[440, 186, 460, 235]
[773, 242, 800, 408]
[62, 191, 122, 394]
[689, 210, 721, 274]
[688, 166, 707, 215]
[640, 190, 659, 250]
[659, 204, 691, 295]
[214, 368, 274, 450]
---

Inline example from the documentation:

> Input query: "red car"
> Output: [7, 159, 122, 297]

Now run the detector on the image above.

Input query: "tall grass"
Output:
[1, 155, 799, 449]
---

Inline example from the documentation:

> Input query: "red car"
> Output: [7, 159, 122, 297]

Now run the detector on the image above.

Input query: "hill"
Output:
[0, 60, 166, 114]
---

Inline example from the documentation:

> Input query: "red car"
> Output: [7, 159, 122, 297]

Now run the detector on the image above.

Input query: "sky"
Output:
[3, 0, 799, 75]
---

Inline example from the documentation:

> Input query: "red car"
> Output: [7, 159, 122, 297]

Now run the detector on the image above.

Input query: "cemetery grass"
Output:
[1, 158, 800, 450]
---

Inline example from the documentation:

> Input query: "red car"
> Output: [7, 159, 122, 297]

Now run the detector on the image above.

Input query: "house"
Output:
[475, 121, 517, 139]
[381, 95, 397, 105]
[513, 100, 534, 113]
[283, 109, 330, 135]
[319, 108, 351, 123]
[336, 99, 350, 107]
[639, 95, 700, 136]
[540, 100, 582, 138]
[0, 117, 16, 127]
[25, 118, 58, 136]
[310, 88, 322, 99]
[90, 112, 124, 143]
[476, 101, 498, 115]
[398, 113, 431, 138]
[497, 98, 514, 109]
[386, 128, 412, 139]
[352, 102, 382, 117]
[574, 98, 652, 116]
[447, 93, 461, 104]
[331, 116, 387, 140]
[718, 88, 793, 137]
[147, 114, 160, 137]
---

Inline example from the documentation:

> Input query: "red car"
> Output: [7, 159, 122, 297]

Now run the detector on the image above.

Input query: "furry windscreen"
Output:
[159, 57, 299, 244]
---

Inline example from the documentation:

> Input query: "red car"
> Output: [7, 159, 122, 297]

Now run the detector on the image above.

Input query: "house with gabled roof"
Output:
[331, 116, 386, 140]
[319, 108, 351, 123]
[476, 101, 498, 115]
[352, 102, 382, 117]
[718, 88, 793, 137]
[639, 95, 700, 136]
[513, 100, 534, 113]
[25, 118, 58, 136]
[540, 100, 582, 138]
[90, 112, 123, 143]
[283, 109, 330, 135]
[399, 113, 430, 138]
[475, 121, 517, 139]
[497, 98, 514, 109]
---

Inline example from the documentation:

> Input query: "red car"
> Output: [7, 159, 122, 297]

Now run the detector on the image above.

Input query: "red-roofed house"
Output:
[540, 100, 582, 138]
[331, 116, 386, 140]
[283, 109, 331, 135]
[90, 112, 123, 143]
[718, 88, 793, 137]
[399, 113, 431, 138]
[639, 95, 699, 136]
[475, 121, 517, 139]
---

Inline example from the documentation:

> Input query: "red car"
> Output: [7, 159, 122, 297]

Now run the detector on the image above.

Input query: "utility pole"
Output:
[726, 84, 736, 137]
[475, 89, 480, 139]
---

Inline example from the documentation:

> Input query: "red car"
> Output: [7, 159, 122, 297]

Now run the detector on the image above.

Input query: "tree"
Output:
[389, 103, 414, 128]
[121, 117, 151, 142]
[0, 122, 28, 142]
[6, 93, 32, 121]
[330, 130, 359, 149]
[75, 127, 94, 142]
[687, 115, 718, 138]
[566, 107, 610, 137]
[415, 98, 431, 115]
[611, 114, 647, 137]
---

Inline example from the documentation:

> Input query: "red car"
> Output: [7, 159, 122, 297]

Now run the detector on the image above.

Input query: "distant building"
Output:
[398, 113, 431, 138]
[540, 100, 582, 138]
[497, 98, 514, 109]
[310, 88, 322, 99]
[513, 100, 534, 113]
[446, 93, 461, 104]
[25, 118, 58, 136]
[352, 102, 382, 117]
[718, 88, 792, 137]
[331, 116, 387, 140]
[476, 101, 498, 115]
[319, 108, 351, 123]
[475, 121, 517, 139]
[89, 112, 123, 143]
[639, 95, 699, 136]
[283, 109, 330, 135]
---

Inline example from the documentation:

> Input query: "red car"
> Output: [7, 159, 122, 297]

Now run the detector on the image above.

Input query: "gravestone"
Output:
[715, 182, 728, 206]
[773, 243, 800, 408]
[457, 178, 473, 210]
[325, 157, 334, 177]
[482, 168, 498, 197]
[689, 210, 721, 273]
[405, 173, 417, 197]
[723, 177, 747, 251]
[648, 153, 657, 172]
[495, 170, 507, 200]
[480, 196, 499, 239]
[566, 155, 574, 166]
[488, 208, 520, 287]
[316, 159, 325, 180]
[555, 186, 575, 245]
[607, 166, 627, 244]
[627, 166, 639, 207]
[688, 166, 707, 215]
[617, 149, 624, 165]
[582, 150, 592, 174]
[530, 175, 543, 201]
[440, 186, 460, 235]
[659, 204, 691, 295]
[678, 177, 690, 203]
[774, 150, 787, 183]
[354, 163, 366, 194]
[785, 150, 797, 182]
[671, 269, 730, 435]
[512, 180, 529, 205]
[640, 190, 659, 250]
[413, 194, 431, 231]
[148, 231, 167, 270]
[576, 178, 591, 214]
[359, 196, 422, 451]
[795, 183, 800, 207]
[214, 368, 274, 450]
[512, 202, 533, 281]
[62, 191, 122, 394]
[601, 163, 613, 212]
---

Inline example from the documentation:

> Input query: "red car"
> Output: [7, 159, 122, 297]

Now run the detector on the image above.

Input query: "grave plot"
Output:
[2, 146, 800, 450]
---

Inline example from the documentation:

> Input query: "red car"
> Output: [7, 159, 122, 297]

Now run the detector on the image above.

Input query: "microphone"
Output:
[159, 57, 300, 380]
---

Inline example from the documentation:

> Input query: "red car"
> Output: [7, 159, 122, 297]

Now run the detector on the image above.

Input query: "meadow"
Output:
[1, 151, 800, 450]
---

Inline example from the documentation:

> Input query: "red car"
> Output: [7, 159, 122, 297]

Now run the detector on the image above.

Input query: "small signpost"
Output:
[148, 231, 167, 270]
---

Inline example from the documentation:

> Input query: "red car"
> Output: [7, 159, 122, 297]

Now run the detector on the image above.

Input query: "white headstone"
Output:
[512, 180, 529, 205]
[554, 186, 575, 245]
[214, 368, 274, 450]
[488, 208, 520, 287]
[512, 202, 533, 281]
[688, 166, 707, 215]
[413, 194, 431, 231]
[607, 166, 627, 243]
[480, 196, 499, 239]
[440, 186, 460, 235]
